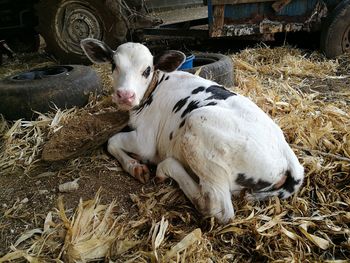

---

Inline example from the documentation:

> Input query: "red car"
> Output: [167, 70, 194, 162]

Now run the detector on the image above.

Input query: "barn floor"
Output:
[0, 46, 349, 262]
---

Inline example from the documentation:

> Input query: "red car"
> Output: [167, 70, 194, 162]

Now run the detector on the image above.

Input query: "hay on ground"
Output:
[0, 46, 349, 262]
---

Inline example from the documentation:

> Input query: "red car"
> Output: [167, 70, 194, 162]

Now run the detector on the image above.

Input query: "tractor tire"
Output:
[183, 53, 234, 87]
[35, 0, 128, 64]
[0, 65, 102, 120]
[320, 0, 350, 58]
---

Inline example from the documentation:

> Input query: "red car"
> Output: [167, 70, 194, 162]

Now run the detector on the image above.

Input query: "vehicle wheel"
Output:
[183, 53, 234, 87]
[0, 65, 102, 120]
[35, 0, 128, 64]
[320, 0, 350, 58]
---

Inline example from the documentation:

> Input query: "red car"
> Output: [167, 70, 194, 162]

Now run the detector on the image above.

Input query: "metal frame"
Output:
[208, 0, 329, 38]
[139, 18, 209, 39]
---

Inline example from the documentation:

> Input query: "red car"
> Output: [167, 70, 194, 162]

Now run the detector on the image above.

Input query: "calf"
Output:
[81, 39, 304, 224]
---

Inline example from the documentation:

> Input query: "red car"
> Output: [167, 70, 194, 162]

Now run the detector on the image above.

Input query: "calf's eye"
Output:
[142, 66, 151, 78]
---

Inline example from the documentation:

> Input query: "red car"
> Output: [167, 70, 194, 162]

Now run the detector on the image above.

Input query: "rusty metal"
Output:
[272, 0, 292, 12]
[260, 19, 283, 33]
[222, 19, 304, 37]
[223, 24, 257, 36]
[140, 0, 330, 41]
[212, 0, 329, 37]
[304, 1, 328, 28]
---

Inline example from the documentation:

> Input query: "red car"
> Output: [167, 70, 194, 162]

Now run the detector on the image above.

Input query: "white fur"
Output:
[111, 43, 154, 109]
[83, 40, 304, 224]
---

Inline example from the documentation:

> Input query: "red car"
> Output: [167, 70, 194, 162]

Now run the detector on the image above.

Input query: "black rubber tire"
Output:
[183, 53, 234, 87]
[320, 0, 350, 58]
[35, 0, 128, 64]
[0, 65, 102, 120]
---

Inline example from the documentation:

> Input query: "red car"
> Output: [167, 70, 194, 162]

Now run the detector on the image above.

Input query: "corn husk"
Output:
[1, 46, 349, 262]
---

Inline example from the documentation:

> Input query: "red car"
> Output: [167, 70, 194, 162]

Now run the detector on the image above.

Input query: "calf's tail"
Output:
[248, 164, 304, 201]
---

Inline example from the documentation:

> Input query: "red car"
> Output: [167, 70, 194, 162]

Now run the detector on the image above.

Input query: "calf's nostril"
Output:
[116, 90, 136, 102]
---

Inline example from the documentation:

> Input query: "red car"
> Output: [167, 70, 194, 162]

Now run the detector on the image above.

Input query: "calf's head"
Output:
[81, 38, 185, 110]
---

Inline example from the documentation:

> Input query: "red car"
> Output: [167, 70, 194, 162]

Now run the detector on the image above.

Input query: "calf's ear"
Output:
[154, 50, 186, 72]
[80, 38, 114, 64]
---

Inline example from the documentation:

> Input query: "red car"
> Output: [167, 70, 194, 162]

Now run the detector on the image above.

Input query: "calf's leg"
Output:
[157, 157, 234, 224]
[108, 131, 150, 183]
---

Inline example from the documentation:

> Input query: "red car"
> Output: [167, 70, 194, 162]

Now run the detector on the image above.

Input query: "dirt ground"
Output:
[0, 110, 135, 255]
[0, 53, 140, 255]
[0, 160, 144, 255]
[0, 46, 349, 261]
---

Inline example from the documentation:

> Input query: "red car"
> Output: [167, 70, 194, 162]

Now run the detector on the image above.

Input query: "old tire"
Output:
[0, 65, 102, 120]
[35, 0, 128, 64]
[320, 0, 350, 58]
[183, 53, 234, 87]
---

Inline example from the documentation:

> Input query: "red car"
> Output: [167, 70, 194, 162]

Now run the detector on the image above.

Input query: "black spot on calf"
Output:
[157, 74, 165, 86]
[181, 100, 200, 118]
[236, 173, 271, 191]
[192, 86, 205, 94]
[179, 119, 186, 128]
[165, 76, 170, 81]
[173, 96, 190, 113]
[144, 94, 153, 106]
[169, 132, 173, 140]
[205, 85, 236, 100]
[282, 170, 300, 193]
[205, 102, 217, 106]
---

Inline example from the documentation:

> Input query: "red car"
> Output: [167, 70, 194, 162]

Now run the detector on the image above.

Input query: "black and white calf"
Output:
[81, 38, 304, 224]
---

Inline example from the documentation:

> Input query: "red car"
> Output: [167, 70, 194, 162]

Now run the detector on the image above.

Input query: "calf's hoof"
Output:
[155, 165, 170, 184]
[130, 163, 150, 184]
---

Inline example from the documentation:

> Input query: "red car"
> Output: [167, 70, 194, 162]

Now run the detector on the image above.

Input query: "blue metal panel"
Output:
[277, 0, 319, 16]
[223, 3, 268, 20]
[222, 0, 320, 21]
[207, 0, 342, 23]
[208, 0, 213, 24]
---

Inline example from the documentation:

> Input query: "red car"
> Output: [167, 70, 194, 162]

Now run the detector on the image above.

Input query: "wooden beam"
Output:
[210, 5, 225, 37]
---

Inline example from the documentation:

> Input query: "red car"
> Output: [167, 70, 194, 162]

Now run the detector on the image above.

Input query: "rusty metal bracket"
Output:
[272, 0, 292, 12]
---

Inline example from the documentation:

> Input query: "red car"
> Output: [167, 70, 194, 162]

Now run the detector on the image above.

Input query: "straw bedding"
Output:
[0, 47, 349, 262]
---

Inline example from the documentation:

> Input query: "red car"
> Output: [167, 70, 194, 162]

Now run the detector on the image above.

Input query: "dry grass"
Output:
[0, 52, 55, 78]
[0, 46, 349, 262]
[0, 108, 78, 176]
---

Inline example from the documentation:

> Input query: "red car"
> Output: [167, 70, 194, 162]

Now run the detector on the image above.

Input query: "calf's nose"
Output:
[116, 90, 136, 103]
